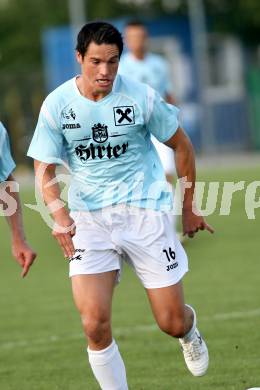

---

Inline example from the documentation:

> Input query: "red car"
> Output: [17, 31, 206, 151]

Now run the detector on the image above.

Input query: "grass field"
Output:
[0, 166, 260, 390]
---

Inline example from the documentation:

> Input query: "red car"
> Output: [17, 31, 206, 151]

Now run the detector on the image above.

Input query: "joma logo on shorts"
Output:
[166, 262, 178, 271]
[62, 123, 81, 129]
[69, 249, 85, 262]
[69, 254, 82, 262]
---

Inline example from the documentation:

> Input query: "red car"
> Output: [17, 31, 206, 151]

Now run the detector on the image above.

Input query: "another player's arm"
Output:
[2, 174, 36, 277]
[165, 127, 214, 238]
[165, 93, 177, 106]
[34, 160, 75, 258]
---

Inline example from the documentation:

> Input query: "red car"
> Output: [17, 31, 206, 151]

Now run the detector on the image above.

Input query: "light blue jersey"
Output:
[0, 122, 16, 182]
[119, 52, 172, 97]
[27, 75, 179, 211]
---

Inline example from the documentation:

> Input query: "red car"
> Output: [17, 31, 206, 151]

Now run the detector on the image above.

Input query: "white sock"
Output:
[181, 304, 197, 343]
[87, 339, 128, 390]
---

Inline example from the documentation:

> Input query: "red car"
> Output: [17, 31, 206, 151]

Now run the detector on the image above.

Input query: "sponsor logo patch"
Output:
[113, 106, 135, 126]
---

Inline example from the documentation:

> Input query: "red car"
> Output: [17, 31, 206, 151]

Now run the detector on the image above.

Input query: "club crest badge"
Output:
[113, 106, 135, 126]
[92, 123, 108, 143]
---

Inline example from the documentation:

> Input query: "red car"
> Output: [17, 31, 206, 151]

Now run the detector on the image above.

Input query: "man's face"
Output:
[77, 42, 120, 95]
[124, 25, 147, 55]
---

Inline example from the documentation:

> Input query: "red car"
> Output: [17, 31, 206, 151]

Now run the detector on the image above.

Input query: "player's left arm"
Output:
[2, 174, 37, 277]
[165, 127, 214, 238]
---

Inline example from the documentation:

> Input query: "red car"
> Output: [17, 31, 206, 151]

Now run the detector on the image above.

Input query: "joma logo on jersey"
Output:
[92, 123, 108, 143]
[62, 123, 81, 129]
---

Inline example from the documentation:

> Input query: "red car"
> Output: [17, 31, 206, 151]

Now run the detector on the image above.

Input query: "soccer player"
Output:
[0, 122, 36, 277]
[119, 20, 176, 185]
[27, 22, 214, 389]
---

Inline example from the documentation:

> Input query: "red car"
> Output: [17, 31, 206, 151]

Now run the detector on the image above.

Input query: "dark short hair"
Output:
[125, 20, 146, 29]
[76, 21, 123, 58]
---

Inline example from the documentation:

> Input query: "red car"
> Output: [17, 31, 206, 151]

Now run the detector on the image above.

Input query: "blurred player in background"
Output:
[119, 20, 180, 234]
[119, 20, 176, 183]
[0, 122, 36, 277]
[28, 22, 213, 389]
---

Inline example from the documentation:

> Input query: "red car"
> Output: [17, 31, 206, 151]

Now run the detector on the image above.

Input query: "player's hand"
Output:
[182, 207, 214, 238]
[52, 215, 76, 258]
[12, 239, 37, 278]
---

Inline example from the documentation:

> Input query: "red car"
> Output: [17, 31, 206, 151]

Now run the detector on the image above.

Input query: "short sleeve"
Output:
[146, 87, 180, 143]
[0, 122, 16, 182]
[27, 101, 64, 164]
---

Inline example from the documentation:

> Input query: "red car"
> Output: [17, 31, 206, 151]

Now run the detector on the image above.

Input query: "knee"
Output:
[157, 312, 186, 338]
[81, 313, 111, 345]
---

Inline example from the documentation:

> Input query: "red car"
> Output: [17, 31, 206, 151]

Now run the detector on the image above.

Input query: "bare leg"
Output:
[71, 271, 128, 389]
[146, 280, 209, 377]
[72, 271, 117, 350]
[146, 280, 193, 338]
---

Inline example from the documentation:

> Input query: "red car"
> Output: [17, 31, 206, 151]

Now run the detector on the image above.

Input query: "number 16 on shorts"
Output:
[163, 247, 179, 272]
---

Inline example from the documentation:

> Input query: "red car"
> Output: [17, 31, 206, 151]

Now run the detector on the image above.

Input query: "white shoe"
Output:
[179, 328, 209, 376]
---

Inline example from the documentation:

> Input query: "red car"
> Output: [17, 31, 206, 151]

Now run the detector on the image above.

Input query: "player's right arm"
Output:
[27, 96, 75, 259]
[34, 160, 75, 258]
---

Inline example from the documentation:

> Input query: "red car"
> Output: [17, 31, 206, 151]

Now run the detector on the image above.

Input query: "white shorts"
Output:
[69, 205, 188, 289]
